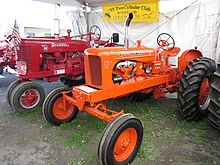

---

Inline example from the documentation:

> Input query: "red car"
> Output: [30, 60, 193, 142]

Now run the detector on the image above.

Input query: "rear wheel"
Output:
[43, 88, 78, 126]
[10, 81, 45, 112]
[128, 92, 153, 102]
[98, 114, 143, 165]
[0, 66, 4, 74]
[60, 77, 85, 87]
[7, 79, 21, 106]
[208, 64, 220, 130]
[177, 57, 216, 120]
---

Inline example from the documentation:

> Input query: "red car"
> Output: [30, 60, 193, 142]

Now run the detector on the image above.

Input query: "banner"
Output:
[102, 0, 159, 22]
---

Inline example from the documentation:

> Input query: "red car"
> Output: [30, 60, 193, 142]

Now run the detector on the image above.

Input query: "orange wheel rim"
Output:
[113, 128, 137, 162]
[53, 97, 74, 120]
[199, 78, 211, 105]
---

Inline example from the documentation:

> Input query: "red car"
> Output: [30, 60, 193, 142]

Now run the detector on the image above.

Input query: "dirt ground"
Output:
[0, 72, 82, 165]
[0, 72, 220, 165]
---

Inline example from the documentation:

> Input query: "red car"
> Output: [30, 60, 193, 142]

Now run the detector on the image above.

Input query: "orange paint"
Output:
[114, 128, 137, 162]
[58, 38, 204, 122]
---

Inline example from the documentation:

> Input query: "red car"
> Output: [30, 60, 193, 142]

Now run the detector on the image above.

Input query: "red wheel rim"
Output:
[113, 128, 137, 162]
[199, 78, 211, 106]
[53, 97, 74, 120]
[20, 89, 40, 109]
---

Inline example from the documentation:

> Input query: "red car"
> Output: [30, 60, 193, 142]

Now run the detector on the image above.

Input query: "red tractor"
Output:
[7, 25, 119, 112]
[42, 13, 216, 164]
[0, 35, 17, 74]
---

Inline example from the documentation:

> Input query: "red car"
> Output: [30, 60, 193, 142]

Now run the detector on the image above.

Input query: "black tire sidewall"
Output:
[60, 77, 85, 87]
[44, 89, 78, 126]
[10, 82, 45, 112]
[7, 79, 21, 106]
[0, 66, 3, 74]
[208, 64, 220, 130]
[101, 116, 143, 165]
[42, 87, 70, 123]
[177, 57, 216, 120]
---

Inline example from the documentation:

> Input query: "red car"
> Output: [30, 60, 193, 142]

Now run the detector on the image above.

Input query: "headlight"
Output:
[145, 66, 152, 74]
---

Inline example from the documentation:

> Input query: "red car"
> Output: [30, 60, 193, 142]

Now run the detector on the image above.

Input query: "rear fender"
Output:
[178, 49, 203, 72]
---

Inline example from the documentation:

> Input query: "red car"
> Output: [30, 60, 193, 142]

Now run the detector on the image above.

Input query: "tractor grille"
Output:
[17, 46, 32, 71]
[89, 56, 102, 86]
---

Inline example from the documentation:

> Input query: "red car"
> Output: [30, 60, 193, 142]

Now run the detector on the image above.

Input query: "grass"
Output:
[4, 106, 43, 122]
[3, 97, 220, 165]
[68, 151, 94, 165]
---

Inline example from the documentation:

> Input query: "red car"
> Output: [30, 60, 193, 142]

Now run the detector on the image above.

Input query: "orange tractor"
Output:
[43, 13, 216, 164]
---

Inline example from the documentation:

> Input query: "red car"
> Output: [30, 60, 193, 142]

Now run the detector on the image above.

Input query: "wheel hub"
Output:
[20, 89, 40, 109]
[53, 97, 74, 120]
[114, 128, 137, 162]
[121, 139, 129, 148]
[199, 78, 211, 108]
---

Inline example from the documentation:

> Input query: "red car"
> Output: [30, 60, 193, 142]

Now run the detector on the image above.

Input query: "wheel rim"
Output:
[53, 97, 74, 120]
[113, 128, 137, 162]
[199, 78, 211, 110]
[19, 89, 40, 109]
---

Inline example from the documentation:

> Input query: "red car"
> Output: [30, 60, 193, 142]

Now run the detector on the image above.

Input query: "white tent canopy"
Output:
[88, 0, 220, 62]
[31, 0, 220, 62]
[0, 0, 219, 62]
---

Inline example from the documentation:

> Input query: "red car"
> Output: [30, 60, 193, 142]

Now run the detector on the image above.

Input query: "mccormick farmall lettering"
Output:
[51, 43, 70, 47]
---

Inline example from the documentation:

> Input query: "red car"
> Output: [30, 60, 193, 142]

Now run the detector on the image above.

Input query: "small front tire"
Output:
[43, 87, 78, 126]
[10, 81, 45, 112]
[98, 114, 143, 165]
[7, 79, 22, 106]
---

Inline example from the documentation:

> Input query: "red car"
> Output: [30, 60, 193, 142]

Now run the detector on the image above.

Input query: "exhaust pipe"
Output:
[124, 13, 133, 49]
[54, 3, 60, 37]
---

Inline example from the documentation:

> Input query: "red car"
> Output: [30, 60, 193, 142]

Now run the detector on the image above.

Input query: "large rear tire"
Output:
[0, 66, 4, 75]
[10, 81, 45, 112]
[98, 114, 143, 165]
[60, 77, 85, 87]
[128, 92, 153, 102]
[208, 63, 220, 130]
[177, 57, 216, 120]
[43, 87, 78, 126]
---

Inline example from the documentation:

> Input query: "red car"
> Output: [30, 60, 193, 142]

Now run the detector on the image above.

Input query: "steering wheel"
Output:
[157, 33, 175, 51]
[89, 25, 101, 40]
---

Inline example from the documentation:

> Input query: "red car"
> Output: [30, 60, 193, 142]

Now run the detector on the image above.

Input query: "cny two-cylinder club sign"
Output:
[102, 0, 159, 22]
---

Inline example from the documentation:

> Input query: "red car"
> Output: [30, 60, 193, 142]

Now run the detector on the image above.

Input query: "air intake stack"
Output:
[124, 13, 133, 49]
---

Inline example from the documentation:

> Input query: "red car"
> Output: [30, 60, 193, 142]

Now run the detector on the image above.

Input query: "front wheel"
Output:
[177, 57, 216, 120]
[43, 87, 78, 126]
[10, 81, 45, 112]
[98, 114, 143, 165]
[7, 79, 22, 106]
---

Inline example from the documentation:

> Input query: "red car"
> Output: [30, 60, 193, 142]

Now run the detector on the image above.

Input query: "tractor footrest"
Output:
[84, 104, 124, 122]
[62, 90, 124, 122]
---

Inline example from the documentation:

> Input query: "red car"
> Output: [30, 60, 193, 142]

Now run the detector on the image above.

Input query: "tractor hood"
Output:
[19, 37, 90, 53]
[85, 45, 157, 62]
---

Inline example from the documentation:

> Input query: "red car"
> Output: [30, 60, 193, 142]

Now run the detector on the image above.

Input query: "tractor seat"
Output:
[94, 38, 110, 46]
[160, 47, 181, 56]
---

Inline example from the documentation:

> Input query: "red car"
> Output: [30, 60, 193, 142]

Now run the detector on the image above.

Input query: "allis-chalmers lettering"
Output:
[120, 51, 142, 56]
